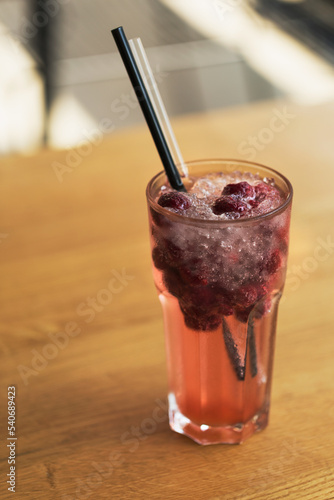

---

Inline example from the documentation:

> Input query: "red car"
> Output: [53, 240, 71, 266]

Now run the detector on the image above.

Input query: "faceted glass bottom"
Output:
[168, 393, 269, 445]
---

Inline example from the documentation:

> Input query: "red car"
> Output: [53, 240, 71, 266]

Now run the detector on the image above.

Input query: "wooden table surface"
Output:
[1, 99, 334, 500]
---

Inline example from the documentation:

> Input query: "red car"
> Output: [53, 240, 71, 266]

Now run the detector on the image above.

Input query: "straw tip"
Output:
[111, 26, 123, 35]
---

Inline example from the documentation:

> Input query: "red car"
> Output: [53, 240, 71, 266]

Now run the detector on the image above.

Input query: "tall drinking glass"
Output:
[146, 159, 293, 444]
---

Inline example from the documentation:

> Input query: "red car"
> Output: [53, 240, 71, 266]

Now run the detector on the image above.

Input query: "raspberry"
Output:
[152, 247, 168, 271]
[218, 302, 233, 316]
[163, 239, 183, 263]
[157, 192, 191, 211]
[184, 286, 218, 311]
[235, 284, 258, 308]
[235, 306, 253, 323]
[254, 182, 272, 204]
[212, 196, 248, 217]
[181, 304, 221, 331]
[163, 268, 183, 298]
[179, 259, 210, 286]
[215, 285, 235, 308]
[277, 226, 289, 254]
[222, 181, 255, 199]
[150, 207, 169, 228]
[265, 249, 282, 275]
[184, 314, 221, 331]
[234, 283, 267, 308]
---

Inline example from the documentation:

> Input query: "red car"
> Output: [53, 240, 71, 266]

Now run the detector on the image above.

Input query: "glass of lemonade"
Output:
[146, 159, 292, 445]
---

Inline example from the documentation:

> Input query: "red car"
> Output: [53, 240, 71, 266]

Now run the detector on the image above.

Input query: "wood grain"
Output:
[0, 99, 334, 499]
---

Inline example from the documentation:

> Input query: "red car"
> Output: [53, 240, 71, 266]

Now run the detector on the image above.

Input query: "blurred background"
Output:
[0, 0, 333, 155]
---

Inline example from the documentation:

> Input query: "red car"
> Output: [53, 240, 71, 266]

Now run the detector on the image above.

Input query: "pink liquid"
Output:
[148, 168, 292, 444]
[154, 267, 281, 443]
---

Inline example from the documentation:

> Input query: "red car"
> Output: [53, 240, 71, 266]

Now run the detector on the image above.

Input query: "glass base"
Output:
[168, 394, 269, 445]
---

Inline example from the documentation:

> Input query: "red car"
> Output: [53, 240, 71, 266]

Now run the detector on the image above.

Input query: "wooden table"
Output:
[1, 100, 334, 499]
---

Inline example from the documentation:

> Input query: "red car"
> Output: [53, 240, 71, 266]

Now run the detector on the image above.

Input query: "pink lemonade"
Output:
[146, 160, 292, 444]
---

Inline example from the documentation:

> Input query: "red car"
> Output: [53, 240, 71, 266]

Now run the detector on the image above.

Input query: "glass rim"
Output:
[146, 158, 293, 227]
